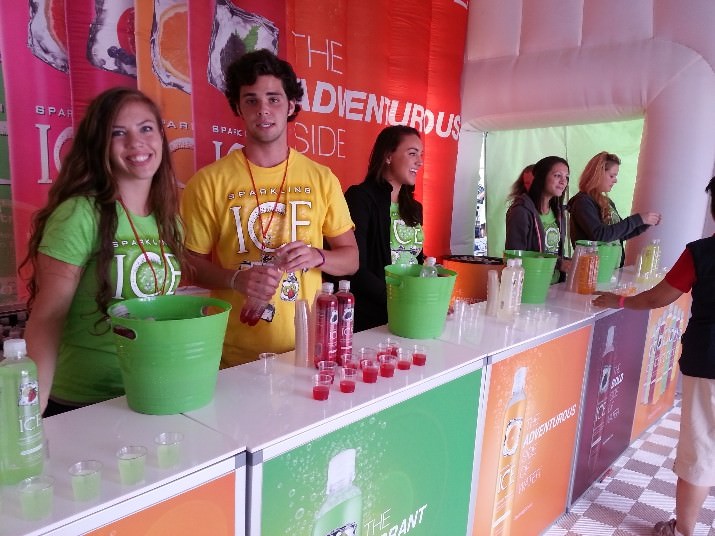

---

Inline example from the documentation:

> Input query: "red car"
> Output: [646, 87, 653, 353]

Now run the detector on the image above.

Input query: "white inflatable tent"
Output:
[453, 0, 715, 266]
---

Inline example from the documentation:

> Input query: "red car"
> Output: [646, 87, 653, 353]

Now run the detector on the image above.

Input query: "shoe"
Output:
[653, 519, 677, 535]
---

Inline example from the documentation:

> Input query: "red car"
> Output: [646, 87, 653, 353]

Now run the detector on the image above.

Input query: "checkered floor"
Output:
[544, 398, 715, 536]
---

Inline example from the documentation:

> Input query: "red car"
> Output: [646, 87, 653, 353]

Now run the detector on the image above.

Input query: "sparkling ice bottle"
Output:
[313, 282, 338, 367]
[0, 339, 44, 485]
[335, 280, 355, 366]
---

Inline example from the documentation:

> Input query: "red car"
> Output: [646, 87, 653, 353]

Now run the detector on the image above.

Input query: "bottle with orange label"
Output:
[491, 367, 527, 536]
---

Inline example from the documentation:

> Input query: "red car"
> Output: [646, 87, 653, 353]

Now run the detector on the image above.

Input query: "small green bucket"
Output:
[595, 241, 621, 283]
[385, 264, 457, 338]
[108, 295, 231, 415]
[503, 250, 557, 304]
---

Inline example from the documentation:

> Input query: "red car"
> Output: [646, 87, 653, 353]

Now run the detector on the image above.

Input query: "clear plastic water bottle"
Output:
[420, 257, 439, 278]
[497, 259, 524, 319]
[0, 339, 44, 485]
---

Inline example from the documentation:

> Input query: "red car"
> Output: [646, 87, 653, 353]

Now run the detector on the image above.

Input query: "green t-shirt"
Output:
[390, 202, 423, 264]
[539, 210, 560, 283]
[38, 197, 181, 404]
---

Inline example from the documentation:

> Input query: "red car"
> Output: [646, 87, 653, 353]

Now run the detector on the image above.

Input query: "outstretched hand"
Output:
[592, 292, 620, 309]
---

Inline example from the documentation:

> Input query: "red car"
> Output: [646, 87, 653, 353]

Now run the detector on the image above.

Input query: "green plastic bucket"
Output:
[108, 295, 231, 415]
[503, 250, 557, 304]
[595, 241, 621, 283]
[385, 264, 457, 338]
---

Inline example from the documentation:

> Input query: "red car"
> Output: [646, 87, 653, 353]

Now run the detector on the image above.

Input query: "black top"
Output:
[343, 180, 423, 332]
[567, 192, 649, 266]
[678, 236, 715, 378]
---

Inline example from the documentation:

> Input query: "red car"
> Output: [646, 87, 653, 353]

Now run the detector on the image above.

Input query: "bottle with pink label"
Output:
[335, 280, 355, 366]
[313, 282, 338, 367]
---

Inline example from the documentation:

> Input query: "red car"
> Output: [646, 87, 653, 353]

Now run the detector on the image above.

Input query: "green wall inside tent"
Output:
[484, 118, 644, 259]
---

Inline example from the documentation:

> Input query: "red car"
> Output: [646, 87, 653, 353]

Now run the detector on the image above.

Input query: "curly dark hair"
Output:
[224, 49, 304, 122]
[364, 125, 422, 227]
[21, 87, 185, 325]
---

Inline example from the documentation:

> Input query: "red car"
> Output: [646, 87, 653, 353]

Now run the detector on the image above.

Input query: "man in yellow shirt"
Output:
[182, 50, 358, 367]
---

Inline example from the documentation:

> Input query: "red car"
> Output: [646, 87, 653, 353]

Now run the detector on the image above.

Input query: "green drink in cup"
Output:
[116, 446, 147, 485]
[18, 475, 54, 520]
[155, 432, 183, 469]
[68, 460, 102, 501]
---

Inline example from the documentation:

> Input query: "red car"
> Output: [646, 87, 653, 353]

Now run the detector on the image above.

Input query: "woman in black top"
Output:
[344, 126, 424, 331]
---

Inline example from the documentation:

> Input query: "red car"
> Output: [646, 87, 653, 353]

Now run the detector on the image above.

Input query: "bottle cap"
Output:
[322, 282, 334, 294]
[3, 338, 27, 359]
[326, 448, 356, 494]
[506, 258, 519, 267]
[338, 280, 351, 292]
[424, 257, 437, 267]
[512, 367, 527, 394]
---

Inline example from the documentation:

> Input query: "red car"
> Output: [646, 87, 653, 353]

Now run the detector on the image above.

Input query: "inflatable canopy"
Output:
[454, 0, 715, 267]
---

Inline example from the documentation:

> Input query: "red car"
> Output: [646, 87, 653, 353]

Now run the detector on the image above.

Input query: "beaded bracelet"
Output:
[618, 295, 626, 308]
[315, 248, 326, 267]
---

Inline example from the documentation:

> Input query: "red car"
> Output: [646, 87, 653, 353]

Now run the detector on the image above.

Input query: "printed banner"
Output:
[259, 370, 482, 535]
[472, 327, 591, 536]
[570, 308, 650, 503]
[66, 0, 137, 124]
[136, 0, 195, 185]
[188, 0, 285, 170]
[285, 0, 467, 256]
[0, 0, 74, 302]
[0, 50, 16, 305]
[630, 293, 691, 442]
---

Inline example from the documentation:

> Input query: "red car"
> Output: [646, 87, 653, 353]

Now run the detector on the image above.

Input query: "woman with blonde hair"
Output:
[568, 151, 661, 266]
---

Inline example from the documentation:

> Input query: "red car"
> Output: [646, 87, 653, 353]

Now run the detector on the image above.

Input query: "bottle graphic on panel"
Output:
[643, 310, 667, 405]
[587, 325, 615, 477]
[312, 449, 362, 536]
[0, 339, 44, 484]
[491, 367, 528, 536]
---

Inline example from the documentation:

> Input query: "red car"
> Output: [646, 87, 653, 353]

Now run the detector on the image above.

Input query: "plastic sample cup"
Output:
[360, 358, 379, 383]
[412, 345, 427, 366]
[258, 352, 277, 374]
[312, 373, 332, 401]
[18, 475, 54, 520]
[117, 445, 147, 485]
[396, 347, 411, 370]
[343, 356, 359, 370]
[68, 460, 102, 501]
[340, 366, 357, 393]
[317, 360, 337, 383]
[379, 354, 397, 377]
[155, 432, 184, 469]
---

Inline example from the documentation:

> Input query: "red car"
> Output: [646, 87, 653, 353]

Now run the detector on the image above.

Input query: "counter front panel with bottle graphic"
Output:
[258, 370, 482, 536]
[630, 293, 691, 442]
[472, 327, 590, 536]
[570, 309, 650, 504]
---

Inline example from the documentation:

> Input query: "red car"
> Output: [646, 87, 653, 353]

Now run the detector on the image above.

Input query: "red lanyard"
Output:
[244, 149, 289, 253]
[119, 200, 167, 295]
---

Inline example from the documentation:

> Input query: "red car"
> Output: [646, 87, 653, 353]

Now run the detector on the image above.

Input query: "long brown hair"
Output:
[364, 125, 422, 227]
[578, 151, 621, 222]
[21, 87, 185, 322]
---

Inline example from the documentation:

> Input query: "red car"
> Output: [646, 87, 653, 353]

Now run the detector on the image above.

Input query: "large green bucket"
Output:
[503, 250, 557, 304]
[108, 295, 231, 415]
[385, 264, 457, 338]
[595, 241, 621, 283]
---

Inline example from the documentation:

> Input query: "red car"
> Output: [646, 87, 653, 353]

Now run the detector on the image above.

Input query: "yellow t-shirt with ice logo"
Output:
[390, 202, 423, 265]
[181, 149, 354, 367]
